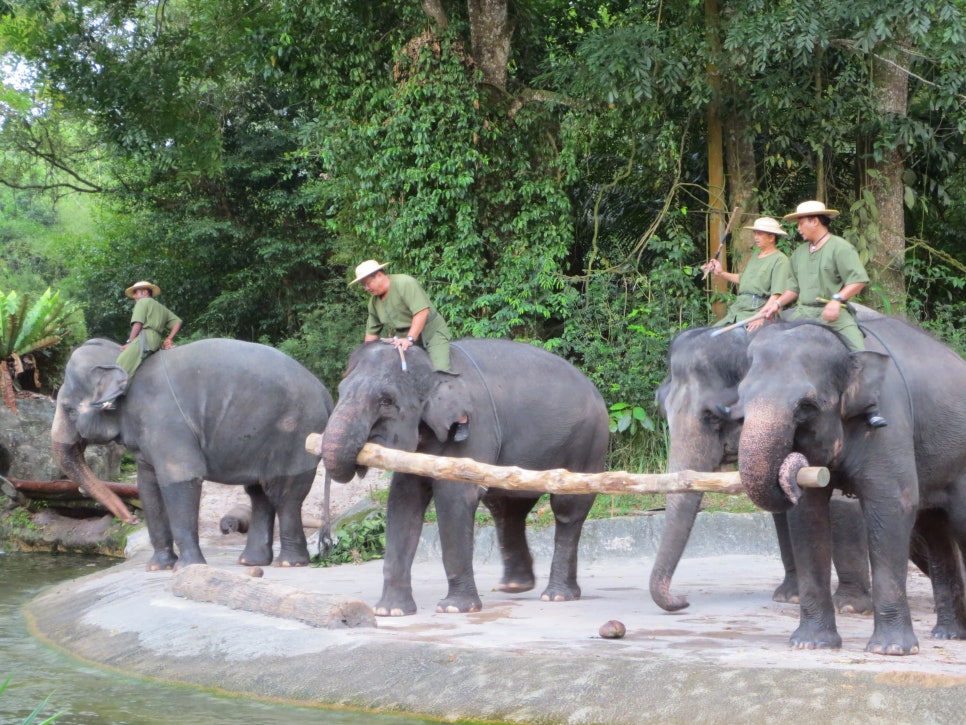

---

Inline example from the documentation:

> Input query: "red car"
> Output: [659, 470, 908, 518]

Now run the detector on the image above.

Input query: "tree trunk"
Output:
[864, 44, 909, 308]
[725, 112, 759, 272]
[467, 0, 511, 90]
[706, 0, 728, 320]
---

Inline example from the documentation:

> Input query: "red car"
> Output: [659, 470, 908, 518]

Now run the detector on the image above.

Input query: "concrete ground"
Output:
[25, 508, 966, 724]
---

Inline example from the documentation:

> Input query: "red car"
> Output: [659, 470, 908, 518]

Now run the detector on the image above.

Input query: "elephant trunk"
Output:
[738, 401, 796, 513]
[51, 409, 136, 523]
[320, 406, 369, 484]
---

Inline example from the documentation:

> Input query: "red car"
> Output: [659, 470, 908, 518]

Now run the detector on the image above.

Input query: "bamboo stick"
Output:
[305, 435, 829, 496]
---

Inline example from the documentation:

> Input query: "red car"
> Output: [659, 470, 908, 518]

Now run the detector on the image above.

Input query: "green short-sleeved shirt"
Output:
[787, 234, 869, 303]
[116, 297, 182, 378]
[786, 234, 870, 350]
[366, 274, 452, 370]
[714, 251, 791, 326]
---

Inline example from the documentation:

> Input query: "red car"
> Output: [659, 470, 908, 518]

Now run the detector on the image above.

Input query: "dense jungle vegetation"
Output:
[2, 1, 966, 470]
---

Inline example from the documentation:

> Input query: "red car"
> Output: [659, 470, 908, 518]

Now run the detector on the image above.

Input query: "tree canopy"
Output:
[2, 0, 966, 428]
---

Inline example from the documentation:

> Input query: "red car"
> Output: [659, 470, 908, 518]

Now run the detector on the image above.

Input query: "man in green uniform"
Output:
[351, 259, 468, 440]
[704, 216, 791, 330]
[760, 201, 886, 427]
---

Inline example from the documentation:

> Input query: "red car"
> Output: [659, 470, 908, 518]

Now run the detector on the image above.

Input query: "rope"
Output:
[858, 322, 915, 425]
[451, 342, 502, 449]
[159, 351, 204, 448]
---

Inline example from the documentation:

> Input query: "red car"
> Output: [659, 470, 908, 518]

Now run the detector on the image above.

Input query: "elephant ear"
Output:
[422, 370, 470, 442]
[90, 365, 129, 406]
[841, 351, 890, 419]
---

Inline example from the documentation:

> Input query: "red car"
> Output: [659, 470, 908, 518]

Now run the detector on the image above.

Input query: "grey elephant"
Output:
[52, 338, 334, 571]
[736, 317, 966, 654]
[321, 339, 609, 616]
[651, 325, 874, 614]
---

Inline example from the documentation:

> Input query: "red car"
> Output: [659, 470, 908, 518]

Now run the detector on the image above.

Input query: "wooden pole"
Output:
[305, 436, 829, 496]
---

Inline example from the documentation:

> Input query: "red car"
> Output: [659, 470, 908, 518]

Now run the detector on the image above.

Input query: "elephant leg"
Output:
[271, 471, 314, 567]
[829, 496, 872, 614]
[786, 489, 841, 650]
[650, 493, 704, 611]
[374, 473, 433, 617]
[863, 495, 919, 655]
[137, 464, 178, 571]
[433, 479, 485, 613]
[483, 493, 538, 593]
[541, 493, 594, 602]
[161, 476, 206, 569]
[771, 512, 799, 604]
[239, 483, 276, 566]
[915, 509, 966, 640]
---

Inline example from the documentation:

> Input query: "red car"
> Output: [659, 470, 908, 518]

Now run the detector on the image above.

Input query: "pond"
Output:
[0, 552, 471, 725]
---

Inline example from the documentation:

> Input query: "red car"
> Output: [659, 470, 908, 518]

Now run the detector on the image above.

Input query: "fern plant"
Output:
[1, 288, 75, 413]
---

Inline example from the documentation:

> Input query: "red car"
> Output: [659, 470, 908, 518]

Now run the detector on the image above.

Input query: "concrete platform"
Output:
[25, 512, 966, 724]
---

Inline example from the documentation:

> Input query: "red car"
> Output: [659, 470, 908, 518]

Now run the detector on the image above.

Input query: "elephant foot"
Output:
[374, 592, 417, 617]
[435, 594, 482, 614]
[540, 581, 581, 603]
[930, 621, 966, 640]
[273, 547, 310, 567]
[865, 638, 919, 655]
[238, 547, 274, 567]
[146, 551, 177, 572]
[833, 584, 873, 615]
[771, 575, 799, 604]
[789, 625, 842, 650]
[498, 578, 535, 593]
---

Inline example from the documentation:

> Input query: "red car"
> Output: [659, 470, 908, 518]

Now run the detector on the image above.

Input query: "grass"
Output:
[366, 484, 758, 528]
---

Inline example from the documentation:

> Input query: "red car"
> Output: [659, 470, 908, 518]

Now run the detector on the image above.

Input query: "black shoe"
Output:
[866, 413, 888, 428]
[452, 421, 469, 442]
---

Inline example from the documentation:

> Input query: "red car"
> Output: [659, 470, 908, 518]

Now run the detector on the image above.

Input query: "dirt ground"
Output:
[196, 464, 390, 542]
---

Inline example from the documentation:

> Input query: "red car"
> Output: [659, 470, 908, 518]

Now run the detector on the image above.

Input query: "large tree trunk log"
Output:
[168, 565, 376, 628]
[305, 436, 829, 496]
[8, 478, 139, 499]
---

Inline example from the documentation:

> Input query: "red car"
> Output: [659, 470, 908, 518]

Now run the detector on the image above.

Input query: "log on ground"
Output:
[167, 565, 376, 628]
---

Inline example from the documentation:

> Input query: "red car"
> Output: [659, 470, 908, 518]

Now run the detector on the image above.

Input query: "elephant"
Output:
[52, 338, 334, 571]
[736, 316, 966, 654]
[651, 325, 874, 614]
[320, 338, 610, 616]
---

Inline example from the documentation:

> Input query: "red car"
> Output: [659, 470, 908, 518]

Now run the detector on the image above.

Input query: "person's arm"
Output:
[123, 321, 143, 348]
[162, 320, 182, 349]
[822, 282, 866, 323]
[761, 290, 798, 319]
[703, 258, 739, 285]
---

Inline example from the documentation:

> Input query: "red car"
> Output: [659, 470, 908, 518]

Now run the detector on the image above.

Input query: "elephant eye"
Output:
[378, 394, 395, 410]
[701, 410, 723, 431]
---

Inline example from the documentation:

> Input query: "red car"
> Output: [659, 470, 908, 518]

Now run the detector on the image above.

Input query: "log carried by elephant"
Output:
[305, 436, 830, 496]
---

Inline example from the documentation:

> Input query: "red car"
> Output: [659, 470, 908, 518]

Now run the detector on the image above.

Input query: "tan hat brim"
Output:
[125, 282, 161, 298]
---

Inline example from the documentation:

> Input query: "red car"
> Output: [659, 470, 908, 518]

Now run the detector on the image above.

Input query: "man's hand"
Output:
[822, 299, 841, 323]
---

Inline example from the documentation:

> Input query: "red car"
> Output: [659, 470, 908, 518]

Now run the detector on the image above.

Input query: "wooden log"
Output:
[167, 565, 376, 628]
[8, 478, 140, 499]
[305, 435, 829, 496]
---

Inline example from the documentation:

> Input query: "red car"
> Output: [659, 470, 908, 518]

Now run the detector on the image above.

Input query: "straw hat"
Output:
[349, 259, 388, 285]
[742, 216, 788, 237]
[125, 281, 161, 298]
[782, 200, 840, 221]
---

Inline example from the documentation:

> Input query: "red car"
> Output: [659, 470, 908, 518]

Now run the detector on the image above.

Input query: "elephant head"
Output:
[737, 322, 889, 513]
[51, 339, 136, 523]
[650, 327, 749, 610]
[321, 342, 467, 483]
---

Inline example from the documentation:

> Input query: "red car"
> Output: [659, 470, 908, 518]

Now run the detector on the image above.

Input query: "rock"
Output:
[599, 620, 626, 639]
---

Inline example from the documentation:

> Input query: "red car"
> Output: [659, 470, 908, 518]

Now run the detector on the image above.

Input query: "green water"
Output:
[0, 552, 470, 725]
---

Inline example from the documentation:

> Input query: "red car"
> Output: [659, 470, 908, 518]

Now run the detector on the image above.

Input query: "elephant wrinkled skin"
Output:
[52, 338, 334, 571]
[736, 318, 966, 655]
[321, 339, 609, 617]
[651, 326, 874, 614]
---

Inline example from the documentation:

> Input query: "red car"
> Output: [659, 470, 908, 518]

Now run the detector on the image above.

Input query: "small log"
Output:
[304, 435, 829, 496]
[167, 565, 376, 628]
[219, 504, 251, 534]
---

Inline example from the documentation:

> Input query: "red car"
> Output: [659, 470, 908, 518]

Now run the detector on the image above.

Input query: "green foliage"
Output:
[0, 675, 63, 724]
[312, 510, 386, 567]
[0, 288, 74, 357]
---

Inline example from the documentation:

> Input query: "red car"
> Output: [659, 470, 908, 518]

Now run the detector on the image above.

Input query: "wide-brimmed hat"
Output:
[742, 216, 788, 237]
[125, 281, 161, 298]
[782, 200, 840, 221]
[349, 259, 388, 285]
